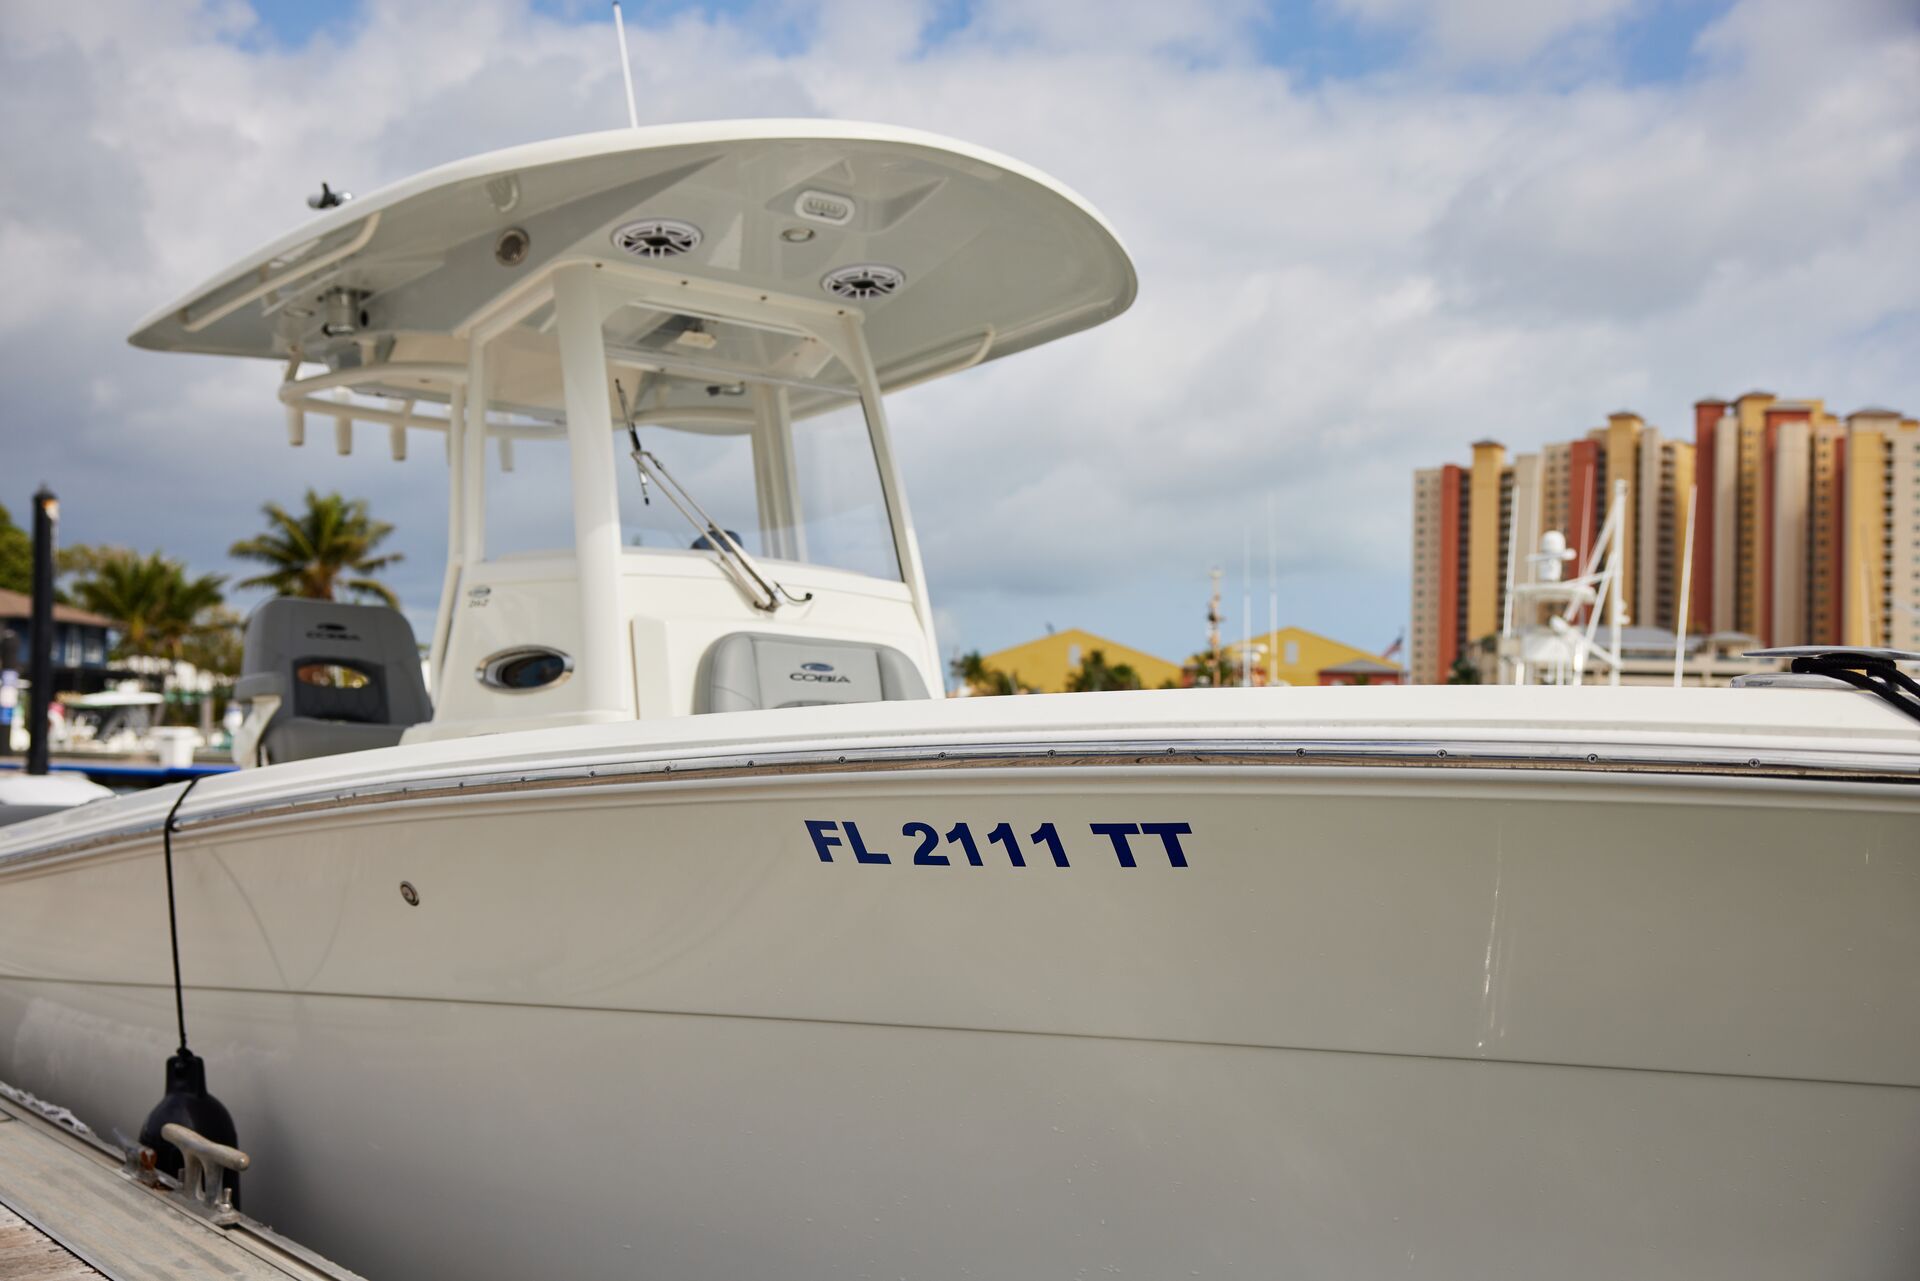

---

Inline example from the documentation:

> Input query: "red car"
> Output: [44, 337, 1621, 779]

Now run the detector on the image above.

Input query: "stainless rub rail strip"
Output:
[3, 735, 1916, 870]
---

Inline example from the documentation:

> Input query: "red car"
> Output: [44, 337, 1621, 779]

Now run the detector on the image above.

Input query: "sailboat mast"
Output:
[1241, 527, 1252, 687]
[1266, 494, 1276, 688]
[1207, 568, 1223, 685]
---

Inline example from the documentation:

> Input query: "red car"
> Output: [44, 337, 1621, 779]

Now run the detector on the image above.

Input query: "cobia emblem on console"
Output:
[793, 661, 850, 683]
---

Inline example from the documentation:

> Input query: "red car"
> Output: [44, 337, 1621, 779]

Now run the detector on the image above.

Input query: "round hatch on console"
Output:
[476, 646, 574, 693]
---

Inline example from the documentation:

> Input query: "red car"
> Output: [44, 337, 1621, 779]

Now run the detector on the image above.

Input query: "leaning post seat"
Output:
[233, 599, 432, 766]
[697, 633, 930, 714]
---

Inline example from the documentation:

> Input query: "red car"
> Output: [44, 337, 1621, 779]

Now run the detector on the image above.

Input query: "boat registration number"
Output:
[803, 819, 1191, 868]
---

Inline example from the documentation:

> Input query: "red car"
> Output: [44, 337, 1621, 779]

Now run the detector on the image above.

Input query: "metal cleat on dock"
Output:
[160, 1122, 252, 1226]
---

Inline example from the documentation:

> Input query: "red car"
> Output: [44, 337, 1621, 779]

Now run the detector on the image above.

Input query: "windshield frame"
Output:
[606, 321, 908, 588]
[433, 255, 939, 706]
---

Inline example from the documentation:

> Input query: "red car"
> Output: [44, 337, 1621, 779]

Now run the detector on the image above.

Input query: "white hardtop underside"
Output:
[128, 120, 1136, 398]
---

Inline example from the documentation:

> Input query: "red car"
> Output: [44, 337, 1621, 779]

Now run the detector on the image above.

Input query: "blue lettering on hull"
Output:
[805, 820, 1194, 868]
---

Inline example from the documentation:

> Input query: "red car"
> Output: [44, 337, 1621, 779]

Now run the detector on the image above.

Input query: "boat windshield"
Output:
[476, 297, 904, 584]
[614, 395, 902, 583]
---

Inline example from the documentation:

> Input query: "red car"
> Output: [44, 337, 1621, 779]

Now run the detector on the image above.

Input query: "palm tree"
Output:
[179, 605, 245, 678]
[0, 502, 31, 595]
[949, 650, 1031, 696]
[1065, 649, 1142, 692]
[230, 490, 402, 608]
[1183, 650, 1233, 687]
[951, 650, 989, 691]
[63, 548, 227, 662]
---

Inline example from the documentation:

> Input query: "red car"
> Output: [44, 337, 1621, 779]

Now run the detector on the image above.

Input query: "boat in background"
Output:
[0, 770, 112, 828]
[0, 120, 1916, 1280]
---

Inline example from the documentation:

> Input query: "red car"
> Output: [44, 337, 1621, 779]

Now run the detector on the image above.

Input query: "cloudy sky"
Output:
[2, 0, 1916, 671]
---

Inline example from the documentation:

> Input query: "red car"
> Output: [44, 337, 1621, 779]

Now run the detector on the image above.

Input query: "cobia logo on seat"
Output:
[792, 661, 850, 683]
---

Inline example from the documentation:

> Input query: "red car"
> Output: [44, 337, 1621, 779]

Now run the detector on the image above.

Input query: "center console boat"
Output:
[1, 121, 1915, 1281]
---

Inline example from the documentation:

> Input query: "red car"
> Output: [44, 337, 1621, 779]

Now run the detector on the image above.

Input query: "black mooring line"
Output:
[1791, 653, 1920, 726]
[161, 775, 201, 1053]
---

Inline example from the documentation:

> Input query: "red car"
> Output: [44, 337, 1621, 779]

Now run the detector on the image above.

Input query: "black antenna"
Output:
[161, 777, 200, 1050]
[139, 776, 241, 1205]
[613, 380, 642, 453]
[306, 181, 351, 210]
[615, 380, 650, 505]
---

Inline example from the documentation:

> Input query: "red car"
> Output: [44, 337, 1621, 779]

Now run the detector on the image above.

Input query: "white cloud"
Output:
[960, 0, 1271, 58]
[1329, 0, 1642, 66]
[1, 0, 1915, 664]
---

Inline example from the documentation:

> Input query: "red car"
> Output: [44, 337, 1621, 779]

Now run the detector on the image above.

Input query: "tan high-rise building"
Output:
[1697, 399, 1738, 633]
[1625, 425, 1698, 634]
[1840, 408, 1920, 649]
[1885, 413, 1920, 652]
[1654, 439, 1695, 634]
[1508, 452, 1545, 633]
[1540, 440, 1571, 541]
[1633, 419, 1661, 628]
[1687, 398, 1915, 651]
[1409, 394, 1915, 681]
[1771, 412, 1812, 645]
[1408, 467, 1448, 686]
[1466, 440, 1507, 644]
[1809, 418, 1846, 644]
[1843, 415, 1888, 647]
[1409, 464, 1468, 685]
[1603, 412, 1643, 618]
[1732, 391, 1773, 639]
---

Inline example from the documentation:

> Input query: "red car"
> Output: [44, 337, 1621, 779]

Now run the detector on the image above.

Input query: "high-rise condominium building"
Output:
[1408, 394, 1919, 685]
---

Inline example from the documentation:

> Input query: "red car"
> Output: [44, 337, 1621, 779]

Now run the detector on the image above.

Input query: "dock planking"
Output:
[1, 1199, 102, 1280]
[0, 1098, 362, 1281]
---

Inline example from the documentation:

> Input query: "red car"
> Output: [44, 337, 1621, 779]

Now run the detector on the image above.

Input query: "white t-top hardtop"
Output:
[128, 120, 1136, 388]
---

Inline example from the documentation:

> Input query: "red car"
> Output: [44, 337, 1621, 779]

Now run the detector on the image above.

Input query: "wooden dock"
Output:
[0, 1087, 362, 1280]
[2, 1200, 109, 1280]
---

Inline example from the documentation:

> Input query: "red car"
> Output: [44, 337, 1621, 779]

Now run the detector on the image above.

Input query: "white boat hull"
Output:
[1, 689, 1916, 1278]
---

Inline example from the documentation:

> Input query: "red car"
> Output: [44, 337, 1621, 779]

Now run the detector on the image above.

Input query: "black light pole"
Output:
[26, 485, 57, 776]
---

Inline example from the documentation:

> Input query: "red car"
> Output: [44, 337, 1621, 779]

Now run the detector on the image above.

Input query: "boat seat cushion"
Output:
[239, 599, 431, 764]
[698, 633, 928, 713]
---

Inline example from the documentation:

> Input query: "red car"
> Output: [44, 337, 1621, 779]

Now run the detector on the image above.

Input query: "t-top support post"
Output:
[551, 264, 634, 720]
[828, 311, 941, 678]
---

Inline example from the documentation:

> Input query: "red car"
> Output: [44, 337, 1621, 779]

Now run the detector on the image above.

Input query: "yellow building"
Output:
[1226, 625, 1401, 687]
[976, 628, 1184, 693]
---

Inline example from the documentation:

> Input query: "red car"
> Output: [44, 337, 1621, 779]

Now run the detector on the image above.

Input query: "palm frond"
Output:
[233, 490, 403, 607]
[342, 577, 402, 610]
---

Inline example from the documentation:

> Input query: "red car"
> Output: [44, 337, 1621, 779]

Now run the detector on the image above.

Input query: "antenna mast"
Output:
[1265, 493, 1276, 687]
[612, 2, 640, 129]
[1241, 526, 1252, 688]
[1207, 568, 1223, 686]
